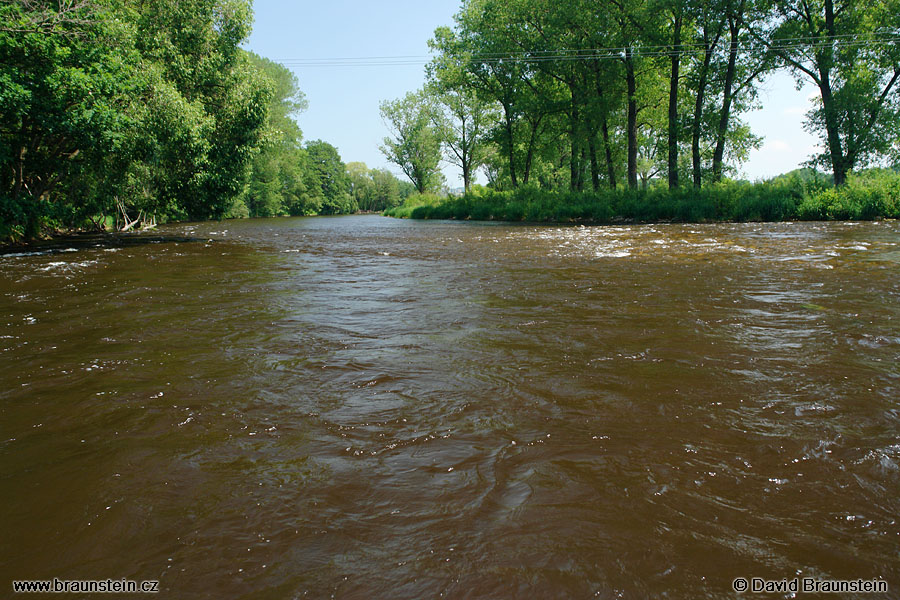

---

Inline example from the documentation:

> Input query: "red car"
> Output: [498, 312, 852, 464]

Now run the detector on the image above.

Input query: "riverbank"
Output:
[0, 209, 381, 247]
[385, 170, 900, 224]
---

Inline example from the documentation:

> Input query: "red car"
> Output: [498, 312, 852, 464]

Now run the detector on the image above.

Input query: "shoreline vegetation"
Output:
[375, 0, 900, 220]
[4, 1, 900, 244]
[4, 167, 898, 251]
[385, 169, 900, 224]
[0, 1, 412, 245]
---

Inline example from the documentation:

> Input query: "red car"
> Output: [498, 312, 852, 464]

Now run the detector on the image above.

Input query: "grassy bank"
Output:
[385, 170, 900, 223]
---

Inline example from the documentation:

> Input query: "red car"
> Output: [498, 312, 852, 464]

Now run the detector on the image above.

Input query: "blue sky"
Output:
[244, 0, 821, 186]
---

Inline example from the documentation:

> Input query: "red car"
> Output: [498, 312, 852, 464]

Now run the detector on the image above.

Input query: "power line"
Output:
[273, 33, 900, 68]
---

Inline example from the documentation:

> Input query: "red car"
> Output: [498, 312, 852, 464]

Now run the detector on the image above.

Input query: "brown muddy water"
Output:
[1, 215, 899, 599]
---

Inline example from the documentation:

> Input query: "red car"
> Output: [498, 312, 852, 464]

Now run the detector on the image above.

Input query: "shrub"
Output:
[383, 192, 443, 218]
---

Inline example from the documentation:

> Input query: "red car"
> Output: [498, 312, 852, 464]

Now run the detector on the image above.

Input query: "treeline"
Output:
[0, 0, 408, 241]
[243, 55, 411, 218]
[380, 0, 900, 194]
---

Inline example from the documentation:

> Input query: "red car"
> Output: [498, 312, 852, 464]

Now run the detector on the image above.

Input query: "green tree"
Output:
[346, 161, 375, 210]
[304, 140, 354, 214]
[370, 168, 402, 210]
[757, 0, 900, 185]
[344, 163, 404, 212]
[127, 0, 270, 220]
[379, 90, 444, 193]
[428, 28, 501, 192]
[0, 0, 134, 236]
[0, 0, 273, 238]
[710, 0, 770, 183]
[244, 52, 308, 217]
[430, 85, 496, 193]
[445, 2, 532, 188]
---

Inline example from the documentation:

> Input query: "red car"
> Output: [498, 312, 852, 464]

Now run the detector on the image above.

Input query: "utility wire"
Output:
[274, 33, 900, 67]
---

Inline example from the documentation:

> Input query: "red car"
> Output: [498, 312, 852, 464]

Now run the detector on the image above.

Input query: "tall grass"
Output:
[384, 170, 900, 224]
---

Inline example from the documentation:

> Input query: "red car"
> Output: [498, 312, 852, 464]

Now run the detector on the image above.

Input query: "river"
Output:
[2, 215, 899, 598]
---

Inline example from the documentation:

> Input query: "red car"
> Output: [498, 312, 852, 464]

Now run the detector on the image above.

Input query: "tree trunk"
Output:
[461, 125, 471, 192]
[570, 100, 581, 191]
[668, 13, 682, 190]
[502, 102, 518, 188]
[820, 0, 847, 186]
[414, 165, 426, 194]
[588, 133, 600, 191]
[692, 30, 719, 188]
[13, 145, 26, 201]
[625, 47, 638, 189]
[712, 14, 740, 183]
[523, 115, 542, 185]
[592, 73, 617, 190]
[578, 149, 588, 191]
[602, 117, 616, 190]
[819, 79, 847, 185]
[570, 138, 580, 191]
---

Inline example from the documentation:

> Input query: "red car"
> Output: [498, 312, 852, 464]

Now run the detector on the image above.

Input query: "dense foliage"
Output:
[379, 91, 445, 194]
[5, 1, 897, 241]
[1, 0, 269, 239]
[0, 0, 408, 241]
[381, 0, 900, 194]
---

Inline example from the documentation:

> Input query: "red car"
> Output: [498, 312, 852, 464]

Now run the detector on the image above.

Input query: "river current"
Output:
[2, 216, 899, 598]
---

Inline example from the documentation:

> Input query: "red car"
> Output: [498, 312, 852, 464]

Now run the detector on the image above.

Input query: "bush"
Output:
[225, 198, 250, 219]
[383, 192, 443, 218]
[0, 195, 72, 241]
